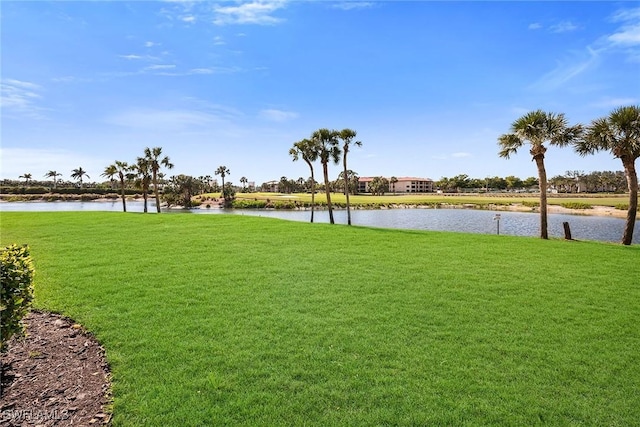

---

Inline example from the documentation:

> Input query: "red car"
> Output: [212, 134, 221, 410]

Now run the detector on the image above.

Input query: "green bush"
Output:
[561, 202, 593, 210]
[0, 244, 35, 352]
[615, 203, 629, 210]
[522, 201, 540, 208]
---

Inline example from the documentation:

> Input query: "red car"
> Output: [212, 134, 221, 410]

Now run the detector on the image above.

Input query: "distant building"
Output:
[358, 177, 434, 193]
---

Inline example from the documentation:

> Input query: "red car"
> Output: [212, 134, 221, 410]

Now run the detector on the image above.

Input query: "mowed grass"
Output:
[1, 212, 639, 426]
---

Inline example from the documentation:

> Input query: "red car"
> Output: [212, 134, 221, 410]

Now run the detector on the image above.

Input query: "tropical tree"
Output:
[337, 128, 362, 226]
[143, 147, 173, 213]
[390, 176, 398, 195]
[215, 166, 230, 201]
[573, 105, 640, 245]
[163, 174, 202, 208]
[103, 161, 130, 212]
[240, 176, 248, 191]
[290, 138, 319, 223]
[369, 176, 389, 196]
[498, 110, 582, 239]
[134, 158, 152, 213]
[18, 173, 32, 185]
[71, 167, 90, 188]
[101, 164, 118, 190]
[312, 128, 341, 224]
[44, 171, 62, 189]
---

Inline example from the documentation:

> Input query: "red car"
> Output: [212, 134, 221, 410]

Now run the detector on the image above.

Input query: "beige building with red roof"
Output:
[358, 177, 434, 193]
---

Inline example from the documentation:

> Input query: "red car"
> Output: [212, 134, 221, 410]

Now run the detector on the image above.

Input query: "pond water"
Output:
[2, 201, 638, 244]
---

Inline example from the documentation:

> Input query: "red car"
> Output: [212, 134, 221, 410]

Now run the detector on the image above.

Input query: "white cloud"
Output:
[144, 41, 160, 48]
[104, 105, 240, 132]
[590, 97, 639, 108]
[530, 47, 600, 91]
[145, 64, 176, 70]
[331, 2, 375, 11]
[528, 23, 542, 30]
[213, 1, 287, 25]
[213, 36, 225, 45]
[0, 79, 46, 119]
[259, 108, 299, 122]
[452, 152, 472, 158]
[181, 15, 196, 23]
[550, 21, 579, 33]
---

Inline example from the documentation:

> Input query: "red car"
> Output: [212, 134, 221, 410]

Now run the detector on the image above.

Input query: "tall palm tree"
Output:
[104, 161, 130, 212]
[573, 105, 640, 245]
[240, 176, 248, 191]
[44, 171, 62, 189]
[101, 164, 118, 190]
[390, 176, 398, 195]
[289, 138, 319, 223]
[215, 166, 230, 200]
[143, 147, 174, 213]
[338, 128, 362, 226]
[498, 110, 582, 239]
[312, 128, 341, 225]
[18, 173, 32, 185]
[134, 158, 152, 213]
[71, 167, 90, 188]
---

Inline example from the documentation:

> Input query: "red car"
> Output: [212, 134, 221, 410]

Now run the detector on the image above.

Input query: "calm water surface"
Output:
[2, 201, 638, 244]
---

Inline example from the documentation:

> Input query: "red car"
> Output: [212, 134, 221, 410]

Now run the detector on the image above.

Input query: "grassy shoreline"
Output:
[2, 212, 639, 425]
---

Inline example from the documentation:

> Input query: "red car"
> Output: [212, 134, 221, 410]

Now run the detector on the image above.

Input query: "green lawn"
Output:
[229, 191, 630, 208]
[1, 212, 639, 426]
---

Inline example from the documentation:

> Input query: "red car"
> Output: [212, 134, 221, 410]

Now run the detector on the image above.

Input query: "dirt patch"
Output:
[1, 310, 112, 426]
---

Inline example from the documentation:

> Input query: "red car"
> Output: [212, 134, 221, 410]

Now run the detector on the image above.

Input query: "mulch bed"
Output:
[1, 310, 112, 426]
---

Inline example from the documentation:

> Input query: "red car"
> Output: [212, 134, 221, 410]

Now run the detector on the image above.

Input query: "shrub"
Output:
[522, 201, 540, 208]
[561, 202, 592, 210]
[615, 204, 629, 211]
[0, 244, 35, 352]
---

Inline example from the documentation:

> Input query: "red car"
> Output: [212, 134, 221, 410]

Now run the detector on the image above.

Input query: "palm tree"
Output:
[338, 128, 362, 226]
[240, 176, 248, 191]
[390, 176, 398, 195]
[290, 138, 320, 223]
[143, 147, 174, 213]
[71, 167, 90, 188]
[312, 128, 341, 225]
[498, 110, 582, 239]
[104, 161, 130, 212]
[101, 164, 118, 190]
[573, 105, 640, 245]
[134, 158, 152, 213]
[18, 173, 32, 185]
[215, 166, 230, 200]
[44, 171, 62, 189]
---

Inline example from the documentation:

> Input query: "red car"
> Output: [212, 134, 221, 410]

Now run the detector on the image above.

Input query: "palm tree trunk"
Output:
[119, 176, 127, 213]
[343, 154, 352, 226]
[305, 160, 315, 223]
[621, 158, 638, 245]
[153, 172, 161, 213]
[143, 191, 148, 213]
[323, 162, 334, 224]
[534, 155, 549, 239]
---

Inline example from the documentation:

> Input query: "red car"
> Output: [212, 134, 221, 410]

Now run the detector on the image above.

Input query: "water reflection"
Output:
[1, 201, 638, 244]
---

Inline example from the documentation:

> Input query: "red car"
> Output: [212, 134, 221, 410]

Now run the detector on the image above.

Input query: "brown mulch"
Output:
[1, 311, 112, 426]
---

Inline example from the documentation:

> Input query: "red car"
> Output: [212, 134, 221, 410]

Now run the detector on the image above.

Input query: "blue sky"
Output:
[2, 1, 639, 186]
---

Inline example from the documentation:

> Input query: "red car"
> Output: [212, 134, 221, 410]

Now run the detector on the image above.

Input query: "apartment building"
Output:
[358, 177, 434, 193]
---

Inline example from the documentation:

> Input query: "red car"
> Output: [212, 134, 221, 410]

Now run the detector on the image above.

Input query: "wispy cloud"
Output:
[0, 79, 46, 119]
[213, 1, 287, 25]
[549, 21, 579, 33]
[259, 108, 299, 122]
[590, 96, 639, 108]
[530, 47, 600, 91]
[452, 152, 472, 158]
[528, 8, 639, 91]
[331, 1, 375, 11]
[528, 23, 542, 30]
[105, 108, 229, 132]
